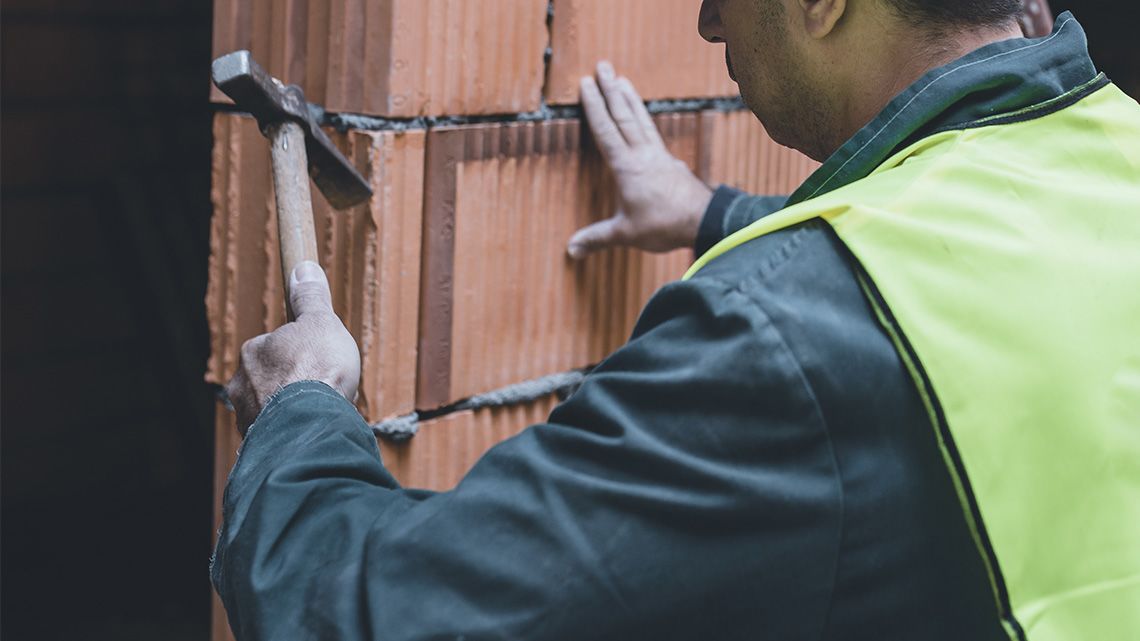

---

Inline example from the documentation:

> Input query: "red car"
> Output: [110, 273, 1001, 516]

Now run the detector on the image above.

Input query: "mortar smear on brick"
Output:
[379, 394, 562, 491]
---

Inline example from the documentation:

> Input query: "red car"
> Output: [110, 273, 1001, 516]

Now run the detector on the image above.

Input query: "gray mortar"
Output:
[458, 369, 587, 411]
[371, 368, 591, 442]
[318, 96, 746, 133]
[216, 0, 744, 134]
[371, 413, 420, 442]
[217, 80, 747, 131]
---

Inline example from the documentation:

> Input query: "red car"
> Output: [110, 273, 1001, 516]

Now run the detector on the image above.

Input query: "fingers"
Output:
[619, 77, 665, 150]
[580, 62, 663, 163]
[227, 334, 269, 435]
[567, 216, 628, 260]
[580, 76, 626, 164]
[226, 372, 257, 436]
[288, 261, 334, 321]
[595, 62, 648, 147]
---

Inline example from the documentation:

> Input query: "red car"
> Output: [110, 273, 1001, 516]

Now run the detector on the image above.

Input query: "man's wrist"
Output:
[675, 181, 714, 248]
[241, 380, 348, 439]
[694, 185, 746, 256]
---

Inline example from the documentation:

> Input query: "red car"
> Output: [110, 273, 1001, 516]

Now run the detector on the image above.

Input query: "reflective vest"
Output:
[687, 80, 1140, 639]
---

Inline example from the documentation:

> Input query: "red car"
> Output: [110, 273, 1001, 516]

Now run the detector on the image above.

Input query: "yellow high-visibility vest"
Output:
[687, 80, 1140, 640]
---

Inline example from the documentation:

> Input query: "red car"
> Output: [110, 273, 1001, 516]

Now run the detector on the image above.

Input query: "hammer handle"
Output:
[268, 121, 320, 320]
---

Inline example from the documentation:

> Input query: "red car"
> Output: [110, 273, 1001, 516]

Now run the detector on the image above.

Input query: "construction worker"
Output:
[214, 1, 1140, 639]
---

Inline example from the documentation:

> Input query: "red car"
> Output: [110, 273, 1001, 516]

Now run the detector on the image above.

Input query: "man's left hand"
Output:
[225, 261, 361, 435]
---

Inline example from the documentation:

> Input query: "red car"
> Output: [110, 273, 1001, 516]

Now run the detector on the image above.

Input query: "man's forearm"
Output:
[211, 381, 409, 640]
[211, 275, 841, 641]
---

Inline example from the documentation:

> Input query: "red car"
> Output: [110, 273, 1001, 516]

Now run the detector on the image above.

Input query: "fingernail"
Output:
[291, 260, 323, 287]
[567, 244, 584, 260]
[598, 61, 614, 79]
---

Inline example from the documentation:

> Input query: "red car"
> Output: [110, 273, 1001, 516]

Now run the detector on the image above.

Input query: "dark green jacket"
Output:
[212, 15, 1103, 640]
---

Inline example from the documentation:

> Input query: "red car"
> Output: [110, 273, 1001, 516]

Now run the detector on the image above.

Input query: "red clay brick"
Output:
[209, 0, 266, 103]
[379, 395, 561, 491]
[546, 0, 737, 105]
[417, 115, 697, 409]
[207, 113, 424, 421]
[698, 110, 819, 196]
[213, 591, 233, 641]
[211, 0, 548, 117]
[211, 399, 240, 641]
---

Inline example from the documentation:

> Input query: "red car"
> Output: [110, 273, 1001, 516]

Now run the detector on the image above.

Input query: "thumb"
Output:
[289, 260, 334, 319]
[567, 217, 626, 260]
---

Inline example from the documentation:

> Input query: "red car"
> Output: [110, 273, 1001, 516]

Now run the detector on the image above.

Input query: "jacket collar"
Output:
[787, 12, 1101, 207]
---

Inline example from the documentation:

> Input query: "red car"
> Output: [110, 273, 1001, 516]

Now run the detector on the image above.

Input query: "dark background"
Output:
[0, 1, 1135, 638]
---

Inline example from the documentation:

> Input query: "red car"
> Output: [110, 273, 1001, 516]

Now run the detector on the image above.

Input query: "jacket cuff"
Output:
[232, 381, 370, 482]
[723, 194, 790, 238]
[695, 185, 747, 257]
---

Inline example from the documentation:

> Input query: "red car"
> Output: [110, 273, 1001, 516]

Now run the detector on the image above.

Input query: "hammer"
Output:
[211, 50, 372, 318]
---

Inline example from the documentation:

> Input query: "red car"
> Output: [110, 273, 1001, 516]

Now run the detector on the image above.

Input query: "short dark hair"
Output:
[885, 0, 1022, 27]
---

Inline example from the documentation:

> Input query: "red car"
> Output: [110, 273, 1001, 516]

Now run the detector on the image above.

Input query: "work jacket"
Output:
[212, 14, 1139, 640]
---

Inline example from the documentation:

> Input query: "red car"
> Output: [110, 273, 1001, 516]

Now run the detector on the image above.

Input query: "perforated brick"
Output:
[546, 0, 736, 105]
[417, 115, 698, 409]
[211, 0, 548, 117]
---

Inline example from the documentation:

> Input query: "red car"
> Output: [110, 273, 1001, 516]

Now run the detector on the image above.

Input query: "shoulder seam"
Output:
[689, 221, 820, 292]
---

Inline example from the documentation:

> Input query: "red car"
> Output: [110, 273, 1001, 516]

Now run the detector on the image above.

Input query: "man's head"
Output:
[699, 0, 1025, 161]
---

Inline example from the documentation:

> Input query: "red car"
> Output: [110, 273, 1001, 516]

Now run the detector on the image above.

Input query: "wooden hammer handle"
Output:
[267, 121, 319, 320]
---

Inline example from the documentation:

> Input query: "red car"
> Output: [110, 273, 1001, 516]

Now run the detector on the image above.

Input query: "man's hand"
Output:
[567, 62, 714, 260]
[226, 261, 361, 435]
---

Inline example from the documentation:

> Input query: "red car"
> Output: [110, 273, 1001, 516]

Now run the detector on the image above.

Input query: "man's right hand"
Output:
[225, 261, 361, 435]
[567, 62, 714, 260]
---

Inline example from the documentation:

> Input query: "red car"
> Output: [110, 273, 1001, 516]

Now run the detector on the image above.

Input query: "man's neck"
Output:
[835, 21, 1026, 154]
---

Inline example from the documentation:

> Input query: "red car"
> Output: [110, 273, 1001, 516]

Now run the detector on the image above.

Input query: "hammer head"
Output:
[211, 51, 372, 210]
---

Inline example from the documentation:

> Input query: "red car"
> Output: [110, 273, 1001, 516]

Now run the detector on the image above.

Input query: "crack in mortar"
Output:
[372, 367, 591, 442]
[543, 0, 554, 95]
[212, 0, 746, 137]
[314, 96, 746, 133]
[214, 1, 744, 133]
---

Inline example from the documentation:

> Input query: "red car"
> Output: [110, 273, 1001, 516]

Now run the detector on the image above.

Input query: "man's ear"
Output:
[798, 0, 847, 39]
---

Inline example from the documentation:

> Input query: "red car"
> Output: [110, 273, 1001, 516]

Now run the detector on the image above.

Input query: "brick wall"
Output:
[205, 3, 816, 458]
[205, 3, 817, 638]
[2, 1, 1127, 640]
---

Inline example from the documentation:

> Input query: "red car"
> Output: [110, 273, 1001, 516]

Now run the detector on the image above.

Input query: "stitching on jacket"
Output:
[805, 16, 1074, 201]
[930, 72, 1109, 135]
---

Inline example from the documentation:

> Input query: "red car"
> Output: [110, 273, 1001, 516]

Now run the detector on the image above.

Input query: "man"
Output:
[214, 1, 1140, 639]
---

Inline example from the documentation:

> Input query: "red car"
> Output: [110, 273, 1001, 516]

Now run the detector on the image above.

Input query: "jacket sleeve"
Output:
[695, 186, 790, 256]
[211, 275, 843, 641]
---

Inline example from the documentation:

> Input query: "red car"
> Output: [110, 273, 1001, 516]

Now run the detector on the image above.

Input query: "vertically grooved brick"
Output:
[417, 116, 697, 410]
[211, 0, 548, 117]
[698, 110, 820, 195]
[378, 395, 561, 491]
[546, 0, 737, 105]
[206, 113, 424, 422]
[211, 400, 240, 641]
